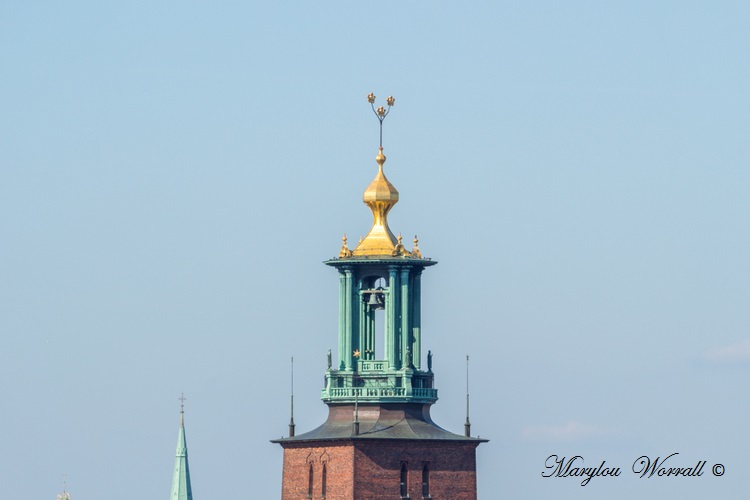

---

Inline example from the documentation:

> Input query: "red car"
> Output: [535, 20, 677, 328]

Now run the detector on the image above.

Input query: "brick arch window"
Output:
[307, 463, 314, 498]
[322, 463, 327, 498]
[422, 462, 430, 498]
[400, 462, 409, 498]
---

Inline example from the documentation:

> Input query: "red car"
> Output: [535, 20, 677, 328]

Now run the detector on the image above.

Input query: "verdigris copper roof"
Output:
[170, 410, 193, 500]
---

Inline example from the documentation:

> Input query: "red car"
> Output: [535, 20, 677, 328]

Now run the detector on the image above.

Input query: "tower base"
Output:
[274, 403, 486, 500]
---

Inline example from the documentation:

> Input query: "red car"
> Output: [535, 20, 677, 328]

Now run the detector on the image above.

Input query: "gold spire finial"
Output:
[368, 92, 395, 148]
[376, 147, 386, 167]
[350, 93, 401, 256]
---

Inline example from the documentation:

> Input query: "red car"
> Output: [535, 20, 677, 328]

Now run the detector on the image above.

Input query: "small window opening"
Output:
[307, 463, 313, 498]
[400, 462, 409, 498]
[322, 464, 327, 498]
[422, 463, 430, 498]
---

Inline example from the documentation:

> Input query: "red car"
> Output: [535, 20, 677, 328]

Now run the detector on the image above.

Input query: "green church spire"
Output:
[170, 394, 193, 500]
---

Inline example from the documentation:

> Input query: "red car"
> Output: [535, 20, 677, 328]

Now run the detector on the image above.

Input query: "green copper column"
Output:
[355, 277, 364, 369]
[362, 301, 369, 360]
[344, 268, 353, 370]
[400, 267, 411, 369]
[387, 266, 400, 369]
[365, 302, 375, 360]
[338, 270, 346, 369]
[386, 289, 393, 364]
[412, 269, 422, 370]
[365, 277, 376, 360]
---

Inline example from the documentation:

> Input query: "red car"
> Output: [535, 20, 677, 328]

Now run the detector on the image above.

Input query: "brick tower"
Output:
[274, 95, 486, 500]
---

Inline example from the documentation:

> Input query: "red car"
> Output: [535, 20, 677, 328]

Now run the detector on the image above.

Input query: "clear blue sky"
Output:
[1, 2, 748, 499]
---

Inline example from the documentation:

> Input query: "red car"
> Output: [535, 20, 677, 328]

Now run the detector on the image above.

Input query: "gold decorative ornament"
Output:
[412, 235, 422, 258]
[367, 91, 394, 149]
[339, 234, 353, 258]
[391, 233, 412, 257]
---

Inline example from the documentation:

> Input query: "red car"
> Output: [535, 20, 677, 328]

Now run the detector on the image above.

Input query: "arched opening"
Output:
[373, 276, 386, 361]
[363, 276, 387, 361]
[400, 462, 408, 498]
[307, 463, 313, 498]
[422, 462, 430, 497]
[322, 464, 327, 498]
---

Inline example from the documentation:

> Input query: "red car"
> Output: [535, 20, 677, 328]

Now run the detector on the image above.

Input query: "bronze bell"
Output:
[367, 291, 385, 310]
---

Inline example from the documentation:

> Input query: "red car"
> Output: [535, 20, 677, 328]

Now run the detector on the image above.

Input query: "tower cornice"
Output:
[324, 257, 437, 267]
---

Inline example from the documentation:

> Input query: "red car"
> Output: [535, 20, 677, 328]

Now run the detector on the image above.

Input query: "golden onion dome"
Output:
[363, 148, 399, 203]
[352, 148, 399, 256]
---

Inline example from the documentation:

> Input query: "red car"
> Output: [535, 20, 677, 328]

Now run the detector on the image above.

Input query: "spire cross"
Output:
[179, 393, 186, 414]
[367, 93, 395, 148]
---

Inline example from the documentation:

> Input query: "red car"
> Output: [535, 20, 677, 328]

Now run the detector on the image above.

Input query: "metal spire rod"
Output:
[465, 355, 471, 437]
[58, 473, 71, 500]
[179, 393, 186, 414]
[289, 356, 295, 437]
[353, 383, 360, 436]
[178, 392, 186, 427]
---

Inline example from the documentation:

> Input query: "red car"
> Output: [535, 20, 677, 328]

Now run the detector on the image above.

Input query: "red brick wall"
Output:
[281, 440, 479, 500]
[354, 441, 479, 500]
[281, 442, 354, 500]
